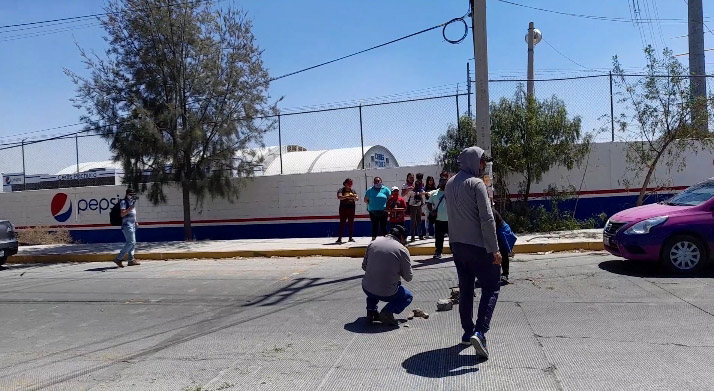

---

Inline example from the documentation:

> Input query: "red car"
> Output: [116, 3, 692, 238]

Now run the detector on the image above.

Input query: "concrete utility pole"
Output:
[688, 0, 708, 131]
[525, 22, 542, 98]
[471, 0, 490, 153]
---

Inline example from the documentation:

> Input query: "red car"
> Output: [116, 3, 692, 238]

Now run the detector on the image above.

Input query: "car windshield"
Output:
[664, 180, 714, 206]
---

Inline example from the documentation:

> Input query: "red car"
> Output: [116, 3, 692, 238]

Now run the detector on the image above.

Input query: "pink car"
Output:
[603, 178, 714, 274]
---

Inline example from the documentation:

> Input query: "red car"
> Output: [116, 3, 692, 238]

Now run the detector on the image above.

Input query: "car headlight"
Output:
[624, 216, 668, 235]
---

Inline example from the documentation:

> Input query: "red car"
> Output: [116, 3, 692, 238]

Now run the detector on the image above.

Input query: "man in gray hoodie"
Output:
[445, 146, 502, 359]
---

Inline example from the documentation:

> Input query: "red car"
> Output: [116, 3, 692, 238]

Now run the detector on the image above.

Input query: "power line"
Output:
[270, 15, 469, 81]
[0, 22, 101, 43]
[497, 0, 703, 24]
[541, 38, 597, 71]
[0, 0, 218, 30]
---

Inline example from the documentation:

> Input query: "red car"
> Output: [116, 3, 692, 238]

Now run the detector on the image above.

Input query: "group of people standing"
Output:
[359, 146, 516, 359]
[337, 171, 451, 259]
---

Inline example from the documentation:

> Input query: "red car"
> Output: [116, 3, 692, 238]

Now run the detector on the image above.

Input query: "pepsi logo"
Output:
[51, 193, 73, 223]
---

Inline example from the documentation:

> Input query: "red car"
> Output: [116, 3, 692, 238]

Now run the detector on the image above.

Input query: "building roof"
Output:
[55, 160, 122, 175]
[263, 145, 397, 175]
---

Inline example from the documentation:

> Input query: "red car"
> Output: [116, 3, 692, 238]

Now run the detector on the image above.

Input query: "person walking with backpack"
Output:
[113, 188, 140, 268]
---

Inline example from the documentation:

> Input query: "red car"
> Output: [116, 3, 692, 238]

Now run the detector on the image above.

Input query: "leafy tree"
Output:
[437, 116, 477, 173]
[437, 87, 590, 206]
[490, 85, 591, 204]
[613, 46, 712, 206]
[66, 0, 277, 240]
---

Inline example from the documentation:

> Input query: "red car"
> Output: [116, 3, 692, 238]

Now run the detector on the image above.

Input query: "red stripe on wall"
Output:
[507, 186, 688, 200]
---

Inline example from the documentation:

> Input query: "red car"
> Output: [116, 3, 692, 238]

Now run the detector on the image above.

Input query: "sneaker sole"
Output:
[460, 340, 472, 346]
[470, 336, 489, 358]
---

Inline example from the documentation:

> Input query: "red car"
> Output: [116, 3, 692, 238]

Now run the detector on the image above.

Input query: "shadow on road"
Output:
[402, 344, 483, 378]
[599, 260, 712, 278]
[343, 317, 406, 333]
[85, 266, 123, 272]
[413, 256, 454, 268]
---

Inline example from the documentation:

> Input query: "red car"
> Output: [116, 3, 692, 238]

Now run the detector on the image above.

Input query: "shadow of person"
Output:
[343, 317, 407, 334]
[85, 266, 122, 272]
[402, 344, 484, 378]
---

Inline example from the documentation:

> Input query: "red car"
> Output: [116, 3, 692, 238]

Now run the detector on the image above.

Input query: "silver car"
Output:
[0, 220, 18, 266]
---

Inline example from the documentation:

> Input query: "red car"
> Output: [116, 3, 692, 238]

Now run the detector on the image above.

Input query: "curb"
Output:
[8, 241, 604, 265]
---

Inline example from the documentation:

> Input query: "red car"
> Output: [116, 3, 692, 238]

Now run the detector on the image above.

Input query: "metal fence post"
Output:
[21, 139, 26, 191]
[359, 104, 365, 171]
[609, 71, 615, 142]
[278, 114, 283, 175]
[75, 134, 80, 175]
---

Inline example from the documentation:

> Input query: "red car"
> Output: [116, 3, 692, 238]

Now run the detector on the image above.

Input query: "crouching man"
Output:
[361, 225, 413, 326]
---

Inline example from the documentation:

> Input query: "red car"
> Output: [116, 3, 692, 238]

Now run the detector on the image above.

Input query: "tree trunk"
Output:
[182, 183, 192, 241]
[636, 150, 666, 206]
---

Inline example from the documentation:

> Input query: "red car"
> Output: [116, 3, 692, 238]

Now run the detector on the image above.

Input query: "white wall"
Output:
[2, 142, 712, 230]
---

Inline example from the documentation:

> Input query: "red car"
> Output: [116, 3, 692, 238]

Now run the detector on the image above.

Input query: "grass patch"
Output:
[16, 226, 73, 246]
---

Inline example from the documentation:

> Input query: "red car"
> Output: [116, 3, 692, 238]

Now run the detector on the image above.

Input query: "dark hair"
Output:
[389, 224, 407, 238]
[343, 178, 353, 186]
[493, 210, 503, 227]
[126, 188, 135, 195]
[373, 176, 382, 183]
[406, 173, 414, 180]
[440, 170, 449, 179]
[416, 173, 424, 180]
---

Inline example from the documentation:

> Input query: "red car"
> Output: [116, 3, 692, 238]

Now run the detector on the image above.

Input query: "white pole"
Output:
[527, 22, 535, 98]
[472, 0, 491, 154]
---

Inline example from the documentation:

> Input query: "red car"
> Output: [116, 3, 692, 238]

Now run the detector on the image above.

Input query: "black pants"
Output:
[338, 206, 355, 240]
[369, 211, 388, 240]
[497, 235, 510, 277]
[434, 220, 449, 254]
[452, 242, 500, 335]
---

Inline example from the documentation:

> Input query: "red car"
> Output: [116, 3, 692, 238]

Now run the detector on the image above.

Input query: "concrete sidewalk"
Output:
[10, 229, 605, 264]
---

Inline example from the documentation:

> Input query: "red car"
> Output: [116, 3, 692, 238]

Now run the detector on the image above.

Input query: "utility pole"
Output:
[526, 22, 542, 98]
[467, 62, 472, 118]
[471, 0, 490, 153]
[688, 0, 708, 131]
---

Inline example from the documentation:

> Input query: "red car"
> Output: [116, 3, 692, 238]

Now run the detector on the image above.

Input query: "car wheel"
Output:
[662, 235, 707, 274]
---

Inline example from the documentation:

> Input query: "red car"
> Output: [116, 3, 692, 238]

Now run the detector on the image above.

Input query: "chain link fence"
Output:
[1, 74, 711, 191]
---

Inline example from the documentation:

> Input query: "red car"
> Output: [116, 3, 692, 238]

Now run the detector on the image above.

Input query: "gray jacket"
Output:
[362, 236, 413, 297]
[445, 146, 499, 254]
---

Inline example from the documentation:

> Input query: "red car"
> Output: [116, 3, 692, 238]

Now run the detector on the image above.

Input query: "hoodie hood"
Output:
[458, 146, 485, 176]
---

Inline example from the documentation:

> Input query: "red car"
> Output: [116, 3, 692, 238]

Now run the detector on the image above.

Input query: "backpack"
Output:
[109, 201, 122, 226]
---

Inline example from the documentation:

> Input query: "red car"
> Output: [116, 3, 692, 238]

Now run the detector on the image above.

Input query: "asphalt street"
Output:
[1, 252, 713, 391]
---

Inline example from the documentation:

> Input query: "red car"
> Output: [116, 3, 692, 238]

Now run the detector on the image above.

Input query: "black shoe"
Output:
[335, 239, 343, 244]
[348, 238, 355, 242]
[501, 275, 509, 285]
[379, 309, 398, 326]
[367, 310, 380, 323]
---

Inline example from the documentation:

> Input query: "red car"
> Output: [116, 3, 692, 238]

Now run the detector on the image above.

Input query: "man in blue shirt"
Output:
[114, 188, 140, 268]
[364, 176, 391, 240]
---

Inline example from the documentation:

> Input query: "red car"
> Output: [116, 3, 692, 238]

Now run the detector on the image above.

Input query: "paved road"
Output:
[1, 252, 713, 391]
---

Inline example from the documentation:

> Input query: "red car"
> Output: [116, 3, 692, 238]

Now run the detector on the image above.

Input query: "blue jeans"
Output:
[117, 224, 136, 261]
[363, 285, 413, 314]
[452, 242, 500, 335]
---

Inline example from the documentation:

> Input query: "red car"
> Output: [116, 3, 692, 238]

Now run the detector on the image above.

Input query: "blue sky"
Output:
[0, 0, 712, 172]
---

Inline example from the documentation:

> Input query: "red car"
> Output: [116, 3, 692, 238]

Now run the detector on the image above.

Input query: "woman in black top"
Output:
[336, 178, 358, 243]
